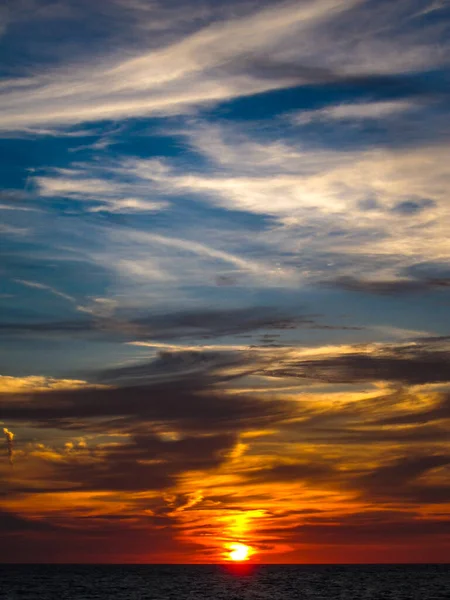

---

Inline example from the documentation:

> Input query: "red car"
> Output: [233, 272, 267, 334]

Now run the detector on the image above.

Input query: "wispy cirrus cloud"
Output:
[293, 100, 416, 123]
[29, 115, 450, 293]
[56, 122, 450, 289]
[34, 171, 169, 213]
[260, 338, 450, 385]
[14, 278, 77, 304]
[0, 0, 447, 131]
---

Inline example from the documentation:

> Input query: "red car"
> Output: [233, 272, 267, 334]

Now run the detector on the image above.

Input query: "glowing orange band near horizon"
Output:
[227, 542, 251, 561]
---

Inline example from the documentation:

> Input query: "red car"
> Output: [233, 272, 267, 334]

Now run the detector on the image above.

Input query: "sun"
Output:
[228, 542, 251, 561]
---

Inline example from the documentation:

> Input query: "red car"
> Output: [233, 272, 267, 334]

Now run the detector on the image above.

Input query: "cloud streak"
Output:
[0, 0, 447, 131]
[3, 427, 14, 465]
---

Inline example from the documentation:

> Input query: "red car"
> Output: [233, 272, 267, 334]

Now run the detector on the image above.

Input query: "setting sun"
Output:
[228, 543, 251, 561]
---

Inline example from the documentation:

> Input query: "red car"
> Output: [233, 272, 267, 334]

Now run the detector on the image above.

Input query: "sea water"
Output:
[1, 564, 449, 600]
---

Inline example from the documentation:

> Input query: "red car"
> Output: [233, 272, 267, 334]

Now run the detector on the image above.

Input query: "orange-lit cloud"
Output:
[1, 336, 449, 562]
[3, 427, 14, 465]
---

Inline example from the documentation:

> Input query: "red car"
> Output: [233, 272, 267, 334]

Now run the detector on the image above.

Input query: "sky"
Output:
[1, 0, 450, 564]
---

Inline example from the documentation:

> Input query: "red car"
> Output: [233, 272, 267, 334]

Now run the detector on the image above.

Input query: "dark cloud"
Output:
[0, 320, 94, 334]
[0, 377, 293, 434]
[0, 306, 314, 340]
[215, 274, 239, 286]
[329, 424, 450, 445]
[0, 348, 294, 437]
[277, 386, 450, 450]
[129, 307, 307, 338]
[354, 454, 450, 504]
[247, 461, 335, 484]
[237, 436, 450, 506]
[0, 348, 295, 496]
[17, 432, 239, 494]
[261, 511, 450, 545]
[405, 261, 450, 282]
[377, 393, 450, 426]
[263, 345, 450, 385]
[359, 453, 450, 490]
[0, 510, 57, 534]
[98, 349, 251, 385]
[224, 55, 450, 100]
[391, 198, 436, 215]
[327, 275, 450, 295]
[0, 516, 191, 563]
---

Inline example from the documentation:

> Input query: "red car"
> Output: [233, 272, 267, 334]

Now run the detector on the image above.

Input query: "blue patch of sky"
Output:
[1, 220, 111, 301]
[275, 286, 450, 339]
[2, 286, 448, 379]
[207, 73, 450, 148]
[0, 133, 92, 189]
[120, 195, 275, 235]
[219, 69, 448, 112]
[109, 119, 190, 159]
[0, 335, 146, 379]
[168, 284, 450, 344]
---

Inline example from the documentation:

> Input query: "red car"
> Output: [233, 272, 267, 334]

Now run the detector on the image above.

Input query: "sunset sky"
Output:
[1, 0, 450, 564]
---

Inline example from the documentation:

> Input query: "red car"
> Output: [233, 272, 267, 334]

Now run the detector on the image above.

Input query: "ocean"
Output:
[0, 564, 448, 600]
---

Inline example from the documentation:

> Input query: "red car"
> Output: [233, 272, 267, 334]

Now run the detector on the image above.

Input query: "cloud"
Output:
[0, 224, 29, 236]
[14, 279, 77, 304]
[0, 353, 294, 432]
[392, 198, 436, 215]
[34, 432, 239, 493]
[95, 123, 450, 291]
[359, 453, 450, 490]
[355, 453, 450, 503]
[376, 393, 450, 425]
[1, 342, 449, 558]
[0, 0, 358, 130]
[0, 0, 447, 131]
[0, 375, 103, 393]
[247, 461, 336, 484]
[327, 275, 450, 295]
[293, 100, 415, 123]
[261, 341, 450, 385]
[3, 427, 14, 464]
[34, 172, 169, 214]
[21, 113, 450, 300]
[0, 353, 294, 497]
[0, 509, 57, 533]
[0, 306, 313, 341]
[262, 511, 450, 545]
[98, 348, 255, 385]
[120, 230, 287, 280]
[169, 490, 204, 512]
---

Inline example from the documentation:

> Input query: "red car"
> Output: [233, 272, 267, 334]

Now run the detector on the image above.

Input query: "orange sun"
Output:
[228, 542, 251, 561]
